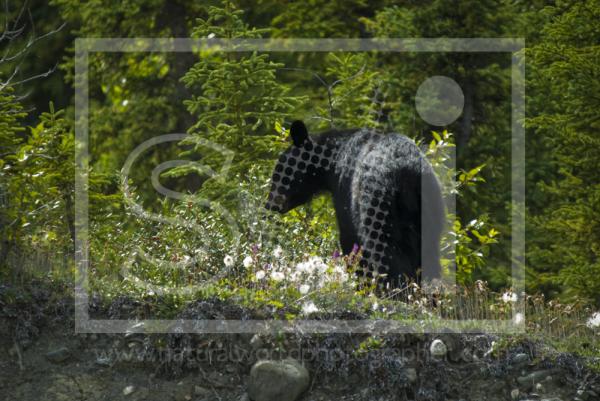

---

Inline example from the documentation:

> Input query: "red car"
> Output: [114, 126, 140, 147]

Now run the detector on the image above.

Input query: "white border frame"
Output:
[74, 38, 525, 334]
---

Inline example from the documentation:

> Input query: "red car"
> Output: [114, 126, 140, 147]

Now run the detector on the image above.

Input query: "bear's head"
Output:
[265, 120, 332, 213]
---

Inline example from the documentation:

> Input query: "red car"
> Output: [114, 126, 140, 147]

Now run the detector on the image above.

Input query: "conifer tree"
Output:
[527, 0, 600, 304]
[179, 0, 303, 204]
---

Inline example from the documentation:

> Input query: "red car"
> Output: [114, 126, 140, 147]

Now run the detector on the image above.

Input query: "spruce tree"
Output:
[179, 0, 303, 204]
[527, 0, 600, 305]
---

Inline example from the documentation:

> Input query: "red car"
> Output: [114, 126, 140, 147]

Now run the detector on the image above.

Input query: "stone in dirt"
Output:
[248, 358, 310, 401]
[517, 369, 554, 388]
[429, 339, 447, 358]
[404, 368, 417, 384]
[45, 347, 71, 363]
[512, 352, 529, 366]
[194, 385, 211, 397]
[123, 385, 135, 396]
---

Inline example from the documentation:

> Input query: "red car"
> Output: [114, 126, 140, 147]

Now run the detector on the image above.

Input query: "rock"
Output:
[512, 353, 529, 366]
[459, 348, 473, 362]
[248, 359, 310, 401]
[95, 355, 111, 367]
[123, 385, 135, 396]
[194, 385, 211, 398]
[429, 339, 447, 358]
[45, 347, 71, 363]
[207, 371, 229, 387]
[510, 389, 520, 400]
[436, 332, 462, 361]
[173, 381, 192, 401]
[250, 334, 264, 350]
[405, 368, 417, 384]
[517, 370, 553, 388]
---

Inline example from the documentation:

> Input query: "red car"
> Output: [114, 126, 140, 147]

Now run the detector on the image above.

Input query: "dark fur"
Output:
[265, 122, 444, 285]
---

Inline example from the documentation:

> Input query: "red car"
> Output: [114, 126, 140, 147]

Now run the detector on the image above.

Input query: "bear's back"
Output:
[309, 127, 443, 282]
[315, 128, 427, 185]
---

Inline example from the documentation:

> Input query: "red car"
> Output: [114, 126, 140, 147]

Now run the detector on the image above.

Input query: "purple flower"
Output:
[351, 243, 360, 254]
[251, 243, 260, 254]
[332, 250, 341, 259]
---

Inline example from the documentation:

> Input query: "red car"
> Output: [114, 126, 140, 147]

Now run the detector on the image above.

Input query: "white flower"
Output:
[502, 291, 518, 303]
[223, 255, 234, 268]
[288, 271, 299, 282]
[273, 246, 284, 258]
[372, 302, 379, 311]
[243, 256, 254, 268]
[296, 261, 313, 275]
[255, 270, 266, 280]
[295, 262, 306, 272]
[207, 32, 216, 39]
[309, 256, 328, 274]
[270, 271, 285, 282]
[332, 265, 349, 282]
[587, 312, 600, 329]
[514, 312, 525, 325]
[299, 284, 310, 295]
[302, 301, 319, 315]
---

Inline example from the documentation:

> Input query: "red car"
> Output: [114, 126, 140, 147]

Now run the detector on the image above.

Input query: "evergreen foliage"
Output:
[527, 1, 600, 304]
[178, 1, 303, 203]
[1, 0, 599, 307]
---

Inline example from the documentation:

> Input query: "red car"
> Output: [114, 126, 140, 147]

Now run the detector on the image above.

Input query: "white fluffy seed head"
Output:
[223, 255, 234, 268]
[273, 246, 284, 258]
[270, 271, 285, 282]
[299, 284, 310, 295]
[243, 256, 254, 268]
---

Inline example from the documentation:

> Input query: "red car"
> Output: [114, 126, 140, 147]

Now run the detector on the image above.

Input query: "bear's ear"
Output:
[290, 120, 309, 147]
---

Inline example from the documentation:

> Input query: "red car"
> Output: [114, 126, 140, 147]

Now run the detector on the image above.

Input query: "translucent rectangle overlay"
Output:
[74, 38, 525, 334]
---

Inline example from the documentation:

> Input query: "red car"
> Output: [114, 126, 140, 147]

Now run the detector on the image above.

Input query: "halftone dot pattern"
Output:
[360, 194, 391, 276]
[353, 136, 392, 279]
[266, 141, 335, 213]
[267, 133, 393, 280]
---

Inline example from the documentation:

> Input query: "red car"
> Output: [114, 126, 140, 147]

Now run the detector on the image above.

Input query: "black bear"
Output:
[265, 120, 444, 286]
